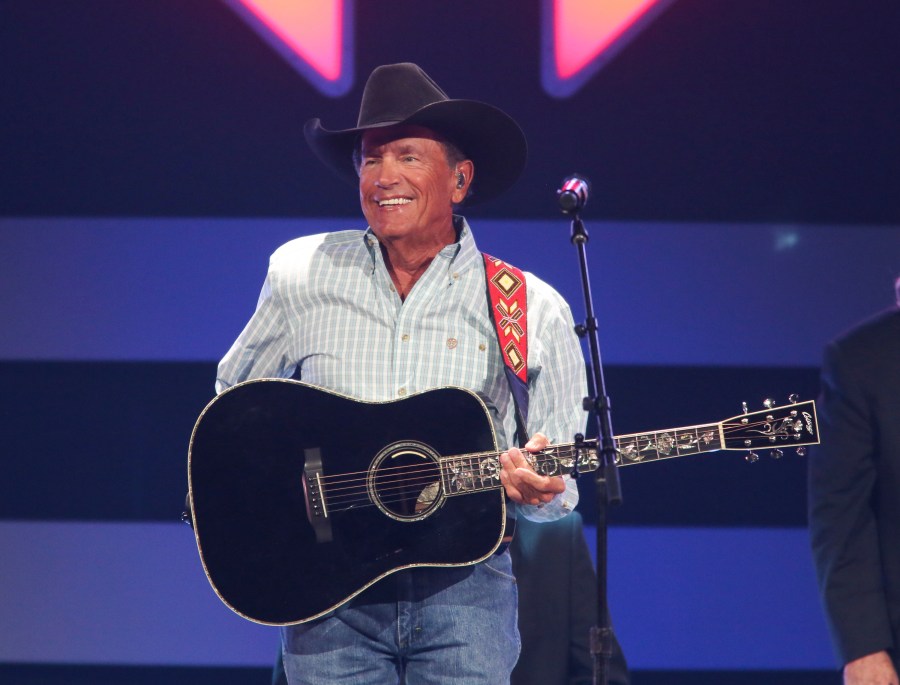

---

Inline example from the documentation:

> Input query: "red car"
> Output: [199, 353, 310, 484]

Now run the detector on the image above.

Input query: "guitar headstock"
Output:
[722, 395, 819, 461]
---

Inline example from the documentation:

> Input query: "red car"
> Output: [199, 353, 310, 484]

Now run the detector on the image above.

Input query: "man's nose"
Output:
[375, 158, 401, 187]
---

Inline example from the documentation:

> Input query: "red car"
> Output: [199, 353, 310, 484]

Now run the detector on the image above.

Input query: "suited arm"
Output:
[808, 341, 894, 665]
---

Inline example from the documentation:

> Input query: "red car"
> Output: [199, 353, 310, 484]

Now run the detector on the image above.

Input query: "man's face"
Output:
[358, 124, 466, 247]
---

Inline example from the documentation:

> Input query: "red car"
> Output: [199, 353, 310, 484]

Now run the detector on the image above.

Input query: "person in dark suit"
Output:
[272, 510, 629, 685]
[809, 278, 900, 685]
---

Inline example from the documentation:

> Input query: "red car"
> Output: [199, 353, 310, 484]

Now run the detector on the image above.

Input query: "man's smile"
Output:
[377, 197, 413, 207]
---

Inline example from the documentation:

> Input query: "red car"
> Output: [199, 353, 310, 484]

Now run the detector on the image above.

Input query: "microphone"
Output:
[557, 175, 590, 214]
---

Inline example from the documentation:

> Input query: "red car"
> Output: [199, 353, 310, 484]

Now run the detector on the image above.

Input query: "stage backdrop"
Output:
[2, 1, 899, 683]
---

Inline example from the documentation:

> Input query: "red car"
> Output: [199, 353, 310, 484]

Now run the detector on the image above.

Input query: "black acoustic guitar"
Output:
[187, 379, 818, 625]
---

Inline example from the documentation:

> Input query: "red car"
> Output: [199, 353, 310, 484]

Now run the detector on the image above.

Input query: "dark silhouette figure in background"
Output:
[809, 278, 900, 685]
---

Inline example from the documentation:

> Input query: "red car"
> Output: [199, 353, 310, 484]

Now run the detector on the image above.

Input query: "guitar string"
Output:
[323, 442, 621, 509]
[315, 451, 501, 494]
[315, 415, 794, 491]
[316, 437, 595, 491]
[321, 435, 734, 509]
[319, 453, 556, 504]
[320, 454, 535, 510]
[312, 418, 812, 502]
[314, 416, 810, 508]
[317, 446, 577, 491]
[319, 420, 798, 496]
[318, 450, 573, 509]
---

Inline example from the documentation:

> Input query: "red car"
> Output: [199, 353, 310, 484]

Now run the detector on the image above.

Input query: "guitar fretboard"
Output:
[613, 423, 721, 465]
[438, 423, 724, 495]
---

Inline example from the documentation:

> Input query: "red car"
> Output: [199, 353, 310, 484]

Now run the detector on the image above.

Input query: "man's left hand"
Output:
[498, 432, 565, 505]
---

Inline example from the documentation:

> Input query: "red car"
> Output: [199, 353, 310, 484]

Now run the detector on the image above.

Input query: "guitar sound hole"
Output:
[369, 441, 444, 521]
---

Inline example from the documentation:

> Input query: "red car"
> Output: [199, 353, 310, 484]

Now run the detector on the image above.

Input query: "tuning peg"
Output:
[745, 451, 760, 463]
[763, 398, 776, 409]
[788, 393, 799, 403]
[770, 448, 784, 460]
[742, 401, 748, 414]
[796, 447, 807, 457]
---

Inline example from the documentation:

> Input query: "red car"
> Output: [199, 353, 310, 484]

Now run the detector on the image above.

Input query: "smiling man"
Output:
[356, 124, 472, 298]
[216, 63, 589, 684]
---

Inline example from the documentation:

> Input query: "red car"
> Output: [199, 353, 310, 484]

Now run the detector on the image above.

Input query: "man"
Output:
[809, 277, 900, 685]
[217, 63, 588, 684]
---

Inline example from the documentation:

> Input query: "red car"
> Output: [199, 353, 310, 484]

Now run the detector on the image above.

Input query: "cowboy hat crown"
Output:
[304, 62, 527, 204]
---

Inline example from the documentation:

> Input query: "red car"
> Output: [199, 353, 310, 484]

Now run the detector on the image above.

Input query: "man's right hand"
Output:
[844, 651, 899, 685]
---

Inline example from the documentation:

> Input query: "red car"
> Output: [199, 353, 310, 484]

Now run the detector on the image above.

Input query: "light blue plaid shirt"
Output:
[216, 218, 586, 519]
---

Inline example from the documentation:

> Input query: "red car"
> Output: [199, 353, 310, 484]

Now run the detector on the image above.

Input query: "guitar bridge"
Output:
[302, 447, 332, 543]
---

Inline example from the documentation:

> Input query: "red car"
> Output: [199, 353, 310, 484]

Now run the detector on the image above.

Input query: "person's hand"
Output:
[498, 432, 565, 505]
[844, 651, 899, 685]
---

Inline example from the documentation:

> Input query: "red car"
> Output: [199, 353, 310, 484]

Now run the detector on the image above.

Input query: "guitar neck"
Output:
[612, 422, 722, 465]
[438, 423, 720, 495]
[438, 398, 819, 493]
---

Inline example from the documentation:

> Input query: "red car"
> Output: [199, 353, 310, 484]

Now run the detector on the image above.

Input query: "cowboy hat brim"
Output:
[303, 98, 527, 205]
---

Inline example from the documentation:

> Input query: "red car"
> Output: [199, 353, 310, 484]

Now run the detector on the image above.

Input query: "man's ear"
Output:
[452, 160, 475, 204]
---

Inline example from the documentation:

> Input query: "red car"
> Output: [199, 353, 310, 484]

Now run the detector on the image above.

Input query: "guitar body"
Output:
[188, 379, 506, 625]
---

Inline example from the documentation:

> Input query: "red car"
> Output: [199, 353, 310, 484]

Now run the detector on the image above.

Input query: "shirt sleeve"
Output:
[517, 278, 588, 522]
[215, 259, 296, 394]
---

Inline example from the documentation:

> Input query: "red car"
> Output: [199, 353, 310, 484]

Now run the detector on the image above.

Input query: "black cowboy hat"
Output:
[303, 62, 527, 204]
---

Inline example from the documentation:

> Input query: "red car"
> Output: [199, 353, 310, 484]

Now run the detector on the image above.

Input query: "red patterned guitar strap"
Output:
[483, 253, 530, 446]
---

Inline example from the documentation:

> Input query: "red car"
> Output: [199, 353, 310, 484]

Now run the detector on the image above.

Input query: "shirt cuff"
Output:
[517, 475, 579, 522]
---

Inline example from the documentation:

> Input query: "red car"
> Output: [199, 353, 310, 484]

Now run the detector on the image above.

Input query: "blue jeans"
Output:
[281, 550, 520, 684]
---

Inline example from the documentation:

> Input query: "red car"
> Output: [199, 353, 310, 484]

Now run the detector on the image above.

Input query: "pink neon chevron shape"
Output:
[226, 0, 351, 94]
[544, 0, 675, 97]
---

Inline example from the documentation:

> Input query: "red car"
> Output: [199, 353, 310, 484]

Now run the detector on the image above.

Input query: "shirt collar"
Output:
[362, 215, 481, 280]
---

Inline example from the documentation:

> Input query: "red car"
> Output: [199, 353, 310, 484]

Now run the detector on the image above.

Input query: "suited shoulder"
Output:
[833, 306, 900, 353]
[827, 307, 900, 388]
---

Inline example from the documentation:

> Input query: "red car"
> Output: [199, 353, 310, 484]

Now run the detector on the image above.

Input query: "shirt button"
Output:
[478, 343, 486, 352]
[398, 387, 407, 397]
[401, 334, 410, 342]
[452, 272, 460, 280]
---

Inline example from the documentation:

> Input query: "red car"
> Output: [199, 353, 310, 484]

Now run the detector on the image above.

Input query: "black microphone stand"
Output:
[562, 196, 623, 685]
